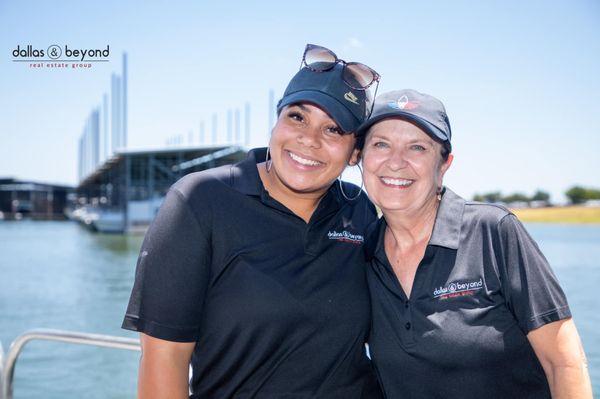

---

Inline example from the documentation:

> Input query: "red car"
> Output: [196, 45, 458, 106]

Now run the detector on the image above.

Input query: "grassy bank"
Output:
[512, 206, 600, 224]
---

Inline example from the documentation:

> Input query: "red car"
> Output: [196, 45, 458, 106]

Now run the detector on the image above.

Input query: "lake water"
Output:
[0, 221, 598, 398]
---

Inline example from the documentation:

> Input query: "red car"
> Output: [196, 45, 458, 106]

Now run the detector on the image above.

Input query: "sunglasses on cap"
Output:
[300, 43, 380, 117]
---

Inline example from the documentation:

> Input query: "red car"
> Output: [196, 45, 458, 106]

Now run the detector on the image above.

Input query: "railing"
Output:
[1, 329, 140, 399]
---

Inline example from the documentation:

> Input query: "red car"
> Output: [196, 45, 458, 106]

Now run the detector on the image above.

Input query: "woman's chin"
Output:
[284, 179, 330, 195]
[378, 202, 413, 214]
[368, 191, 413, 214]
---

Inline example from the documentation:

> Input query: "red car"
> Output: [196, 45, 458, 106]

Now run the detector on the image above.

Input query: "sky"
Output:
[1, 0, 599, 202]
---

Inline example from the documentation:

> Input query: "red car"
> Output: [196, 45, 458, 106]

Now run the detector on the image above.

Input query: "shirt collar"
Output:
[230, 147, 265, 196]
[365, 217, 386, 262]
[367, 186, 465, 262]
[429, 187, 465, 250]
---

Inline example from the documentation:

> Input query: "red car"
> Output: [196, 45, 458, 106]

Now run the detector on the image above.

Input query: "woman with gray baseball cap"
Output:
[358, 89, 592, 398]
[122, 44, 383, 398]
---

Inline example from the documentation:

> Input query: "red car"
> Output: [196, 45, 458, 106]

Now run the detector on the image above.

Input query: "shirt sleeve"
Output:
[121, 187, 212, 342]
[497, 214, 571, 334]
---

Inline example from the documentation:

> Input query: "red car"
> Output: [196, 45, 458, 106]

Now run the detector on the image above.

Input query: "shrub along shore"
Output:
[511, 206, 600, 224]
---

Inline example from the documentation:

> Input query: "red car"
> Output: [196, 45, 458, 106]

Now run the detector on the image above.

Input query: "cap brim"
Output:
[357, 111, 451, 149]
[278, 91, 361, 133]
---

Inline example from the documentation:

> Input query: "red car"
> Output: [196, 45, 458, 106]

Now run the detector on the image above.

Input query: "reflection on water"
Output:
[0, 221, 598, 397]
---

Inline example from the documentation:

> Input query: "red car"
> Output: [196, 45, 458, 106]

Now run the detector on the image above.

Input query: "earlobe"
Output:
[348, 148, 361, 166]
[444, 153, 454, 172]
[437, 153, 454, 187]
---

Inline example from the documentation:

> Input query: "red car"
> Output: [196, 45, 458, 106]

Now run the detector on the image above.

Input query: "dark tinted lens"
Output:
[344, 62, 375, 88]
[304, 46, 337, 71]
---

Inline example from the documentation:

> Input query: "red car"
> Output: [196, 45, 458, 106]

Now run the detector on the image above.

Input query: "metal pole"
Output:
[124, 155, 130, 233]
[148, 154, 154, 207]
[227, 109, 232, 143]
[122, 53, 128, 149]
[268, 89, 275, 132]
[244, 102, 250, 146]
[103, 93, 109, 160]
[212, 113, 218, 144]
[111, 73, 117, 153]
[93, 109, 100, 169]
[78, 136, 83, 182]
[115, 76, 122, 149]
[234, 108, 240, 145]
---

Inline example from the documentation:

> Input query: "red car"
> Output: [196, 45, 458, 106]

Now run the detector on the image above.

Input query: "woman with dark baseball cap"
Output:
[122, 44, 383, 398]
[358, 89, 592, 398]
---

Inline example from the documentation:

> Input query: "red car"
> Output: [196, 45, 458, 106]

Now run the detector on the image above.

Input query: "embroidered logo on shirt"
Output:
[328, 230, 364, 244]
[433, 278, 483, 300]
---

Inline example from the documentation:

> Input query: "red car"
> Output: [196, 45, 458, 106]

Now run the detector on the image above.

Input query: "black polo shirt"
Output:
[366, 188, 571, 399]
[122, 148, 383, 399]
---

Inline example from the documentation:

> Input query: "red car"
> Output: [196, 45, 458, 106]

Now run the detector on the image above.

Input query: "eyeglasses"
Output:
[302, 44, 380, 89]
[301, 43, 380, 117]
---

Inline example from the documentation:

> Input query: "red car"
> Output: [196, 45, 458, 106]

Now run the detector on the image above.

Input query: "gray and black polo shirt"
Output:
[122, 148, 383, 399]
[365, 188, 570, 398]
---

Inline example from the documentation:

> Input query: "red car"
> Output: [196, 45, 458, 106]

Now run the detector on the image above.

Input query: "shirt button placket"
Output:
[403, 300, 415, 344]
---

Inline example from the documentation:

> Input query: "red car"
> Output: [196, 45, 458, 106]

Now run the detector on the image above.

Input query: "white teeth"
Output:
[381, 177, 413, 187]
[288, 151, 322, 166]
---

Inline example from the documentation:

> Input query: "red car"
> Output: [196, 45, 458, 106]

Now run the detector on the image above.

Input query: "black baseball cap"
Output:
[358, 89, 452, 151]
[277, 63, 367, 133]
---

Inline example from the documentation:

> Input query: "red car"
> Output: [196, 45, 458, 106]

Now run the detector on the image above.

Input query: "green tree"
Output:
[565, 186, 588, 204]
[586, 188, 600, 200]
[531, 190, 550, 202]
[482, 191, 502, 203]
[503, 193, 530, 203]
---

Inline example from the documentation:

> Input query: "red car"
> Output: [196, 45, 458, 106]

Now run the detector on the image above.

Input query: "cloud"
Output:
[346, 37, 364, 49]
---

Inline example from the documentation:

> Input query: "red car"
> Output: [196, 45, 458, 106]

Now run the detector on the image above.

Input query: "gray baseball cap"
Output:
[357, 89, 452, 151]
[277, 63, 367, 133]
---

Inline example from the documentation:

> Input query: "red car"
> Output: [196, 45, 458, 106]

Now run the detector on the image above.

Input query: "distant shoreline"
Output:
[512, 206, 600, 224]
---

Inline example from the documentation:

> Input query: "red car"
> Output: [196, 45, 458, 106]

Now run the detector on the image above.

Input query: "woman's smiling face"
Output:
[361, 118, 452, 214]
[268, 103, 358, 198]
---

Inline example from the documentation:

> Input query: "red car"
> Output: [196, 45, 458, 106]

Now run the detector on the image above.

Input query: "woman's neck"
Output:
[383, 197, 440, 250]
[257, 162, 325, 223]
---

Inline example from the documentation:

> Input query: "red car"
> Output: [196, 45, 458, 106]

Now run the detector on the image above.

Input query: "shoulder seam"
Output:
[465, 201, 513, 213]
[170, 187, 211, 244]
[498, 212, 515, 226]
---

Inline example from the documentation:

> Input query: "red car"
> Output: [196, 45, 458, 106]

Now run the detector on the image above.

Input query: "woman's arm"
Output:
[138, 333, 196, 399]
[527, 318, 593, 399]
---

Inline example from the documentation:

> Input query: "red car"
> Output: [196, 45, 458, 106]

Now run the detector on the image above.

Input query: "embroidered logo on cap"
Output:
[344, 91, 359, 105]
[388, 95, 419, 110]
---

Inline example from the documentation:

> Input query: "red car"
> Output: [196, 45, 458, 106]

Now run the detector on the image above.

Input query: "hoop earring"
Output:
[339, 164, 364, 201]
[265, 147, 272, 173]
